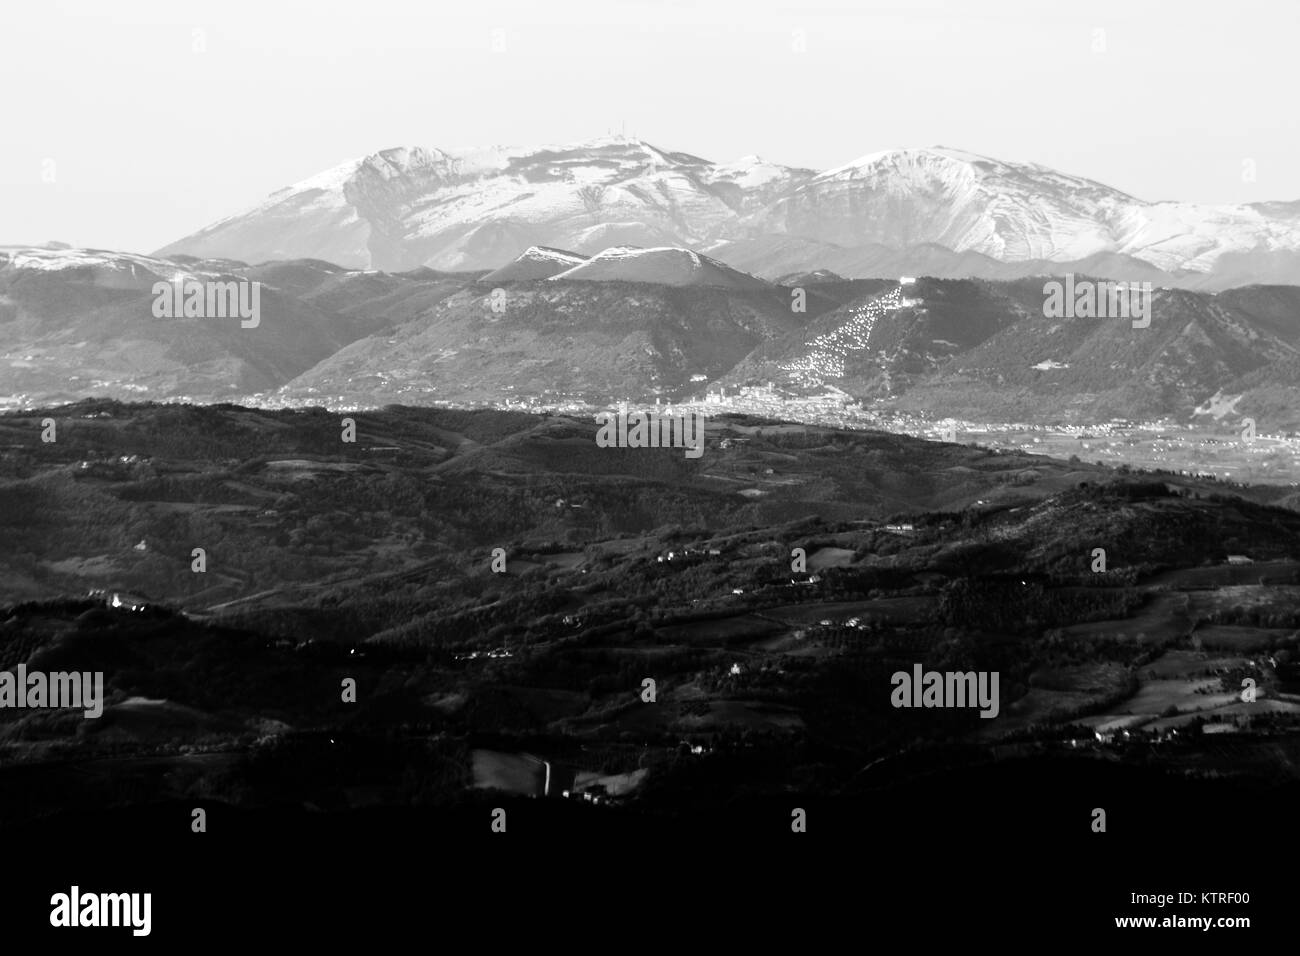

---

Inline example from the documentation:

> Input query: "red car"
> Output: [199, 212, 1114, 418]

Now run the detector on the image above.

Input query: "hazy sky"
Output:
[3, 0, 1296, 253]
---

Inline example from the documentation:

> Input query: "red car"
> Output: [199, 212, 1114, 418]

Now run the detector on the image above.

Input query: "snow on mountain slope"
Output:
[749, 146, 1300, 273]
[157, 141, 1300, 281]
[1111, 200, 1300, 272]
[550, 246, 770, 289]
[478, 246, 588, 282]
[1, 246, 197, 281]
[158, 138, 814, 273]
[750, 146, 1131, 259]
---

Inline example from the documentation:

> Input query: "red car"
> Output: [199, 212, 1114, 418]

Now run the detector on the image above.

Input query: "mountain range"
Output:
[154, 138, 1300, 288]
[4, 137, 1298, 426]
[4, 242, 1300, 431]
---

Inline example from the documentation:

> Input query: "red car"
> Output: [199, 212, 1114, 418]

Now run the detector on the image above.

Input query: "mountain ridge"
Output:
[154, 139, 1300, 286]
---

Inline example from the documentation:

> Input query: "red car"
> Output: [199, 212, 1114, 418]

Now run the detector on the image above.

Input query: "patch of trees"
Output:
[940, 578, 1144, 632]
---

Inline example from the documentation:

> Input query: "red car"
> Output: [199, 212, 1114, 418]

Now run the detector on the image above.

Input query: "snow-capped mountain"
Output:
[156, 138, 815, 272]
[156, 140, 1300, 282]
[750, 146, 1300, 273]
[752, 146, 1130, 259]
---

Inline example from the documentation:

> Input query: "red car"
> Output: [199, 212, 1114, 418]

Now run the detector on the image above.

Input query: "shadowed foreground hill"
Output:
[2, 399, 1296, 609]
[2, 400, 1300, 853]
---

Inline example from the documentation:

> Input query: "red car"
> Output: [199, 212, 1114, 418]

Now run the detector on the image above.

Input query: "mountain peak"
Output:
[819, 145, 1006, 179]
[156, 138, 1300, 279]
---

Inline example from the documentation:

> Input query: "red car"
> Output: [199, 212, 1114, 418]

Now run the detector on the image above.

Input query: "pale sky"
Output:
[2, 0, 1296, 253]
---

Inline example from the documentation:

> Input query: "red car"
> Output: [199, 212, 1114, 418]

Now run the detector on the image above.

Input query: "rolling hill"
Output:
[274, 269, 814, 407]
